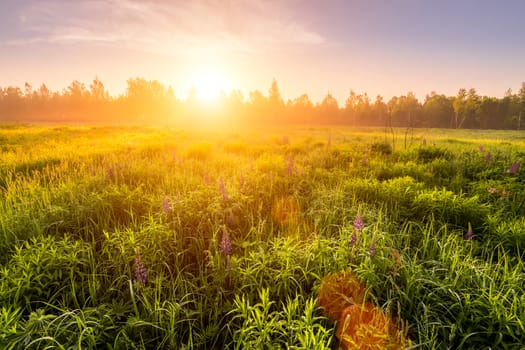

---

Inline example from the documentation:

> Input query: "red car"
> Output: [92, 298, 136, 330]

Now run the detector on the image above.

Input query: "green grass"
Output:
[0, 125, 524, 349]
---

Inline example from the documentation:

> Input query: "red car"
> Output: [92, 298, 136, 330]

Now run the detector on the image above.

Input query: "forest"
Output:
[1, 78, 525, 129]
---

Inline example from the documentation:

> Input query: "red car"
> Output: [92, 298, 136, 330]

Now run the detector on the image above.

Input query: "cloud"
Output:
[5, 0, 325, 56]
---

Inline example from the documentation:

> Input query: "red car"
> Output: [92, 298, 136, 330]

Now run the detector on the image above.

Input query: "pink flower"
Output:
[465, 223, 474, 240]
[349, 231, 357, 247]
[353, 213, 364, 232]
[221, 230, 232, 257]
[162, 196, 171, 213]
[509, 161, 521, 175]
[134, 250, 148, 284]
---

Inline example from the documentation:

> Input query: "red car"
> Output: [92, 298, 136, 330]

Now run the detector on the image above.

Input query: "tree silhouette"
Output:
[0, 77, 524, 130]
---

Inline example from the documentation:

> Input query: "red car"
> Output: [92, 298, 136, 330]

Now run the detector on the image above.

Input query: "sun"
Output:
[191, 70, 229, 103]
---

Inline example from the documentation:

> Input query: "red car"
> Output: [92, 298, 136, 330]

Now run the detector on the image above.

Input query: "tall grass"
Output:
[0, 125, 524, 349]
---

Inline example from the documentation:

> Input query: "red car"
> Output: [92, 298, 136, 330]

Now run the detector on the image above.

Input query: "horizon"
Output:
[1, 0, 525, 105]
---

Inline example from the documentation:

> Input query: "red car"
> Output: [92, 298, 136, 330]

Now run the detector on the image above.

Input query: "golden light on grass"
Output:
[336, 302, 411, 350]
[317, 271, 367, 322]
[271, 196, 301, 227]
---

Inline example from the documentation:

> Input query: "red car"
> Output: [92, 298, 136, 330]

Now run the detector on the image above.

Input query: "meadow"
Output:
[0, 124, 524, 349]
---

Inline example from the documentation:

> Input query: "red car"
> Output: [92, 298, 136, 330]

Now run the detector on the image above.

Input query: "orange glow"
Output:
[336, 303, 410, 350]
[271, 196, 301, 227]
[317, 271, 367, 322]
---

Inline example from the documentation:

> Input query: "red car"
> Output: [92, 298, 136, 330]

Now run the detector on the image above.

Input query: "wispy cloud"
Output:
[5, 0, 325, 56]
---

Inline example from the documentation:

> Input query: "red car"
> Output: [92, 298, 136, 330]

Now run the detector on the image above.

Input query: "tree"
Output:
[317, 93, 340, 124]
[267, 79, 285, 122]
[268, 79, 284, 107]
[423, 92, 454, 127]
[518, 82, 525, 130]
[344, 90, 358, 125]
[453, 88, 467, 128]
[371, 95, 388, 127]
[354, 93, 372, 125]
[389, 92, 421, 127]
[291, 93, 314, 124]
[477, 96, 499, 129]
[66, 80, 89, 99]
[90, 77, 108, 100]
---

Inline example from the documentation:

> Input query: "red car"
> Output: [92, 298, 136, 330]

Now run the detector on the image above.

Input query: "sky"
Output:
[1, 0, 525, 104]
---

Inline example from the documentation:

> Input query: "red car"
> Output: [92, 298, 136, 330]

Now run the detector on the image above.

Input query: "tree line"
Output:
[1, 78, 524, 129]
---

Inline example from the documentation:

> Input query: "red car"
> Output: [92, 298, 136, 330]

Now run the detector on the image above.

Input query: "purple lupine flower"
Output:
[353, 213, 364, 232]
[509, 161, 521, 175]
[368, 241, 376, 256]
[327, 134, 332, 149]
[89, 166, 96, 177]
[134, 250, 148, 284]
[349, 155, 353, 163]
[478, 145, 484, 152]
[219, 178, 229, 202]
[287, 156, 294, 176]
[361, 157, 368, 166]
[349, 231, 357, 248]
[422, 138, 427, 146]
[465, 222, 474, 241]
[162, 196, 171, 213]
[485, 152, 492, 163]
[221, 230, 232, 257]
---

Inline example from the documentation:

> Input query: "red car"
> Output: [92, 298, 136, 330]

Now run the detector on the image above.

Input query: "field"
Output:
[1, 124, 525, 349]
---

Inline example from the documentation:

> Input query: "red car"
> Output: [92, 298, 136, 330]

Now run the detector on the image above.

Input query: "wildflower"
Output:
[465, 222, 474, 240]
[485, 152, 492, 163]
[478, 144, 484, 152]
[509, 161, 520, 175]
[361, 157, 368, 166]
[204, 172, 211, 184]
[220, 228, 232, 257]
[134, 250, 148, 284]
[349, 155, 353, 163]
[162, 196, 171, 213]
[327, 133, 332, 149]
[282, 135, 289, 145]
[221, 227, 232, 272]
[422, 138, 427, 146]
[353, 213, 364, 232]
[89, 166, 96, 177]
[219, 178, 229, 202]
[369, 241, 376, 256]
[349, 231, 357, 248]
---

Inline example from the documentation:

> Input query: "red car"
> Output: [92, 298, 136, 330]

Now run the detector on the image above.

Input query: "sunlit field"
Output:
[1, 124, 525, 349]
